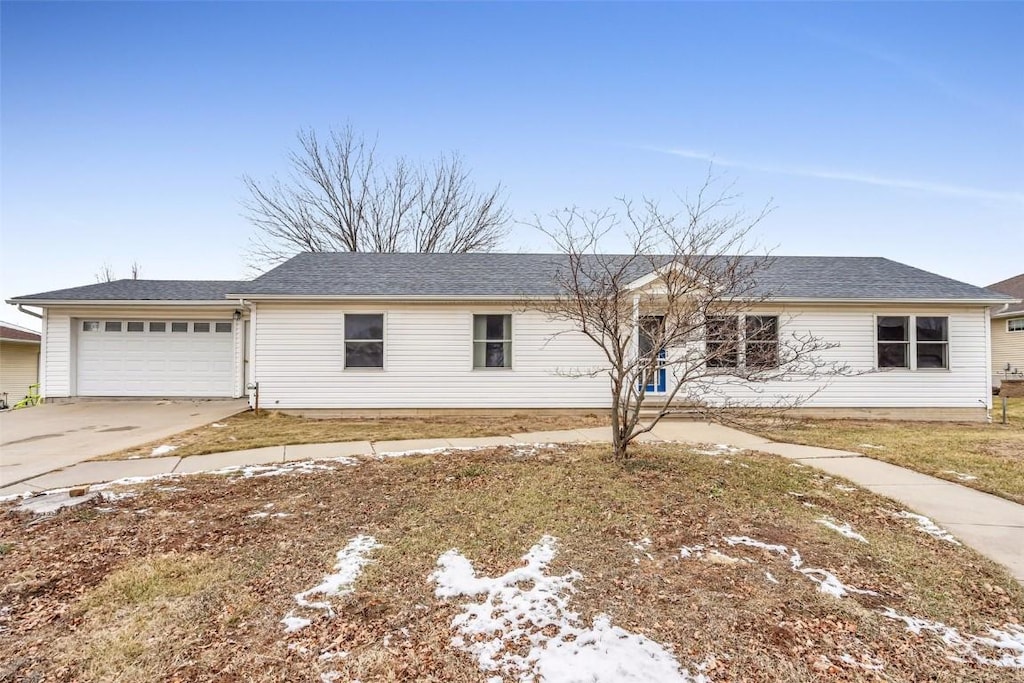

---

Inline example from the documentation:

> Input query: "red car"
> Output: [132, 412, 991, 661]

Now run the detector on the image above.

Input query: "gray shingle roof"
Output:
[10, 280, 246, 302]
[987, 274, 1024, 316]
[228, 253, 1010, 301]
[8, 255, 1012, 303]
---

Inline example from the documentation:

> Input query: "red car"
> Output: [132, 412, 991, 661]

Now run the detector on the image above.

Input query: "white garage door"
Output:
[77, 319, 236, 397]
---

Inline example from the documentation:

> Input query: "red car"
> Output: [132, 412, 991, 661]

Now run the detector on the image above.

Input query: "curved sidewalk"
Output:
[4, 420, 1022, 584]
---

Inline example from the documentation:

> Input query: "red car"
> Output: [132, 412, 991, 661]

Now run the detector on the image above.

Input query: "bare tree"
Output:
[243, 126, 511, 266]
[95, 261, 142, 282]
[95, 262, 117, 283]
[527, 176, 847, 461]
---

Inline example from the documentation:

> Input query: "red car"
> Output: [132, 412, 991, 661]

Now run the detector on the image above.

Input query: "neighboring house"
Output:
[6, 253, 1017, 421]
[0, 322, 41, 406]
[986, 273, 1024, 389]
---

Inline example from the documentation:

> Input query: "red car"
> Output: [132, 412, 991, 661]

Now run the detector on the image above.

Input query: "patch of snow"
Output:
[431, 535, 710, 682]
[691, 443, 741, 456]
[150, 444, 178, 456]
[764, 571, 779, 584]
[101, 491, 137, 502]
[318, 650, 349, 661]
[941, 470, 978, 482]
[723, 536, 789, 555]
[817, 519, 869, 544]
[879, 607, 1024, 668]
[858, 444, 885, 450]
[678, 545, 706, 559]
[834, 484, 858, 492]
[799, 568, 878, 599]
[211, 422, 228, 428]
[320, 672, 342, 683]
[838, 653, 885, 671]
[628, 537, 654, 562]
[376, 445, 486, 458]
[893, 511, 960, 545]
[281, 614, 312, 633]
[293, 535, 381, 618]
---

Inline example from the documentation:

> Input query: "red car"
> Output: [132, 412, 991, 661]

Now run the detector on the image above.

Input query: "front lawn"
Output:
[95, 410, 609, 461]
[753, 398, 1024, 505]
[2, 443, 1022, 681]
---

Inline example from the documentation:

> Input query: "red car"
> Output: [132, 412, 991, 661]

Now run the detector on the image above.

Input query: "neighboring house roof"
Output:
[0, 322, 41, 343]
[9, 280, 247, 303]
[986, 274, 1024, 318]
[7, 254, 1013, 304]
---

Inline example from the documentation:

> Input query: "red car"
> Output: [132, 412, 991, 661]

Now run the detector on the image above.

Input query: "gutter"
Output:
[6, 299, 241, 307]
[15, 304, 43, 319]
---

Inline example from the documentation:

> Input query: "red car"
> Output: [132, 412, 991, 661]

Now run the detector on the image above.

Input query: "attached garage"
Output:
[76, 319, 237, 397]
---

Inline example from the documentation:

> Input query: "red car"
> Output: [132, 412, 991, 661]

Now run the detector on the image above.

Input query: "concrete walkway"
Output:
[3, 420, 1022, 583]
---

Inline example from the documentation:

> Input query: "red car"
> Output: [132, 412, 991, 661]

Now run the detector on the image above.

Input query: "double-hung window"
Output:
[1009, 318, 1024, 333]
[345, 314, 384, 368]
[473, 314, 512, 368]
[705, 314, 780, 369]
[876, 315, 948, 369]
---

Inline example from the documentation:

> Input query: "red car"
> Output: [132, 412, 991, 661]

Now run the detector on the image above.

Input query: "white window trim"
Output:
[873, 314, 950, 371]
[471, 312, 514, 370]
[342, 312, 386, 371]
[1008, 317, 1024, 333]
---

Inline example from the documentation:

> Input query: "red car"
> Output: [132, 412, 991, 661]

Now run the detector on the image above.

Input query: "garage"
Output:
[76, 319, 236, 397]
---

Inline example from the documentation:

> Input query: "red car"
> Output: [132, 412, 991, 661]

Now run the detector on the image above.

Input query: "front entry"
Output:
[638, 315, 666, 393]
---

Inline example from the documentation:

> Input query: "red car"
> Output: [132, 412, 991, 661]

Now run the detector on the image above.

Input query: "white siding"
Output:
[254, 303, 609, 409]
[254, 302, 992, 411]
[43, 310, 72, 397]
[0, 341, 40, 402]
[696, 305, 991, 409]
[40, 306, 246, 398]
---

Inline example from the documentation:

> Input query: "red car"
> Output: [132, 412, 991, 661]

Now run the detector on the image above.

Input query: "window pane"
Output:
[916, 316, 947, 342]
[215, 322, 232, 333]
[83, 321, 100, 332]
[127, 321, 144, 332]
[877, 316, 908, 341]
[485, 315, 505, 340]
[346, 314, 383, 340]
[706, 315, 738, 340]
[345, 341, 384, 367]
[878, 343, 908, 368]
[747, 342, 779, 368]
[149, 322, 166, 332]
[746, 315, 778, 341]
[171, 322, 188, 333]
[707, 341, 739, 367]
[104, 321, 122, 332]
[193, 322, 210, 333]
[1009, 318, 1024, 332]
[917, 343, 948, 369]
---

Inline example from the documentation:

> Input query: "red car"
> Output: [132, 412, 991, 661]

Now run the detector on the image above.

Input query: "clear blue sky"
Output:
[2, 1, 1022, 330]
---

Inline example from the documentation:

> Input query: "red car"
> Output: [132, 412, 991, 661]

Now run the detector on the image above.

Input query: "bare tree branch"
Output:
[242, 127, 511, 267]
[525, 172, 854, 461]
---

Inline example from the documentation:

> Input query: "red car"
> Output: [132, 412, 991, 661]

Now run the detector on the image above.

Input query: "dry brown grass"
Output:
[94, 409, 609, 461]
[751, 398, 1024, 505]
[2, 443, 1022, 681]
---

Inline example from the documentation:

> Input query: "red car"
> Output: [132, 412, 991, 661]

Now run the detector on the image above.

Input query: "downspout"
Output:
[17, 304, 43, 319]
[238, 298, 256, 408]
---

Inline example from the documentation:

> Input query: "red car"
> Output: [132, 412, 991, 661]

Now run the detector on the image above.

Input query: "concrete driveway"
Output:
[0, 399, 248, 488]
